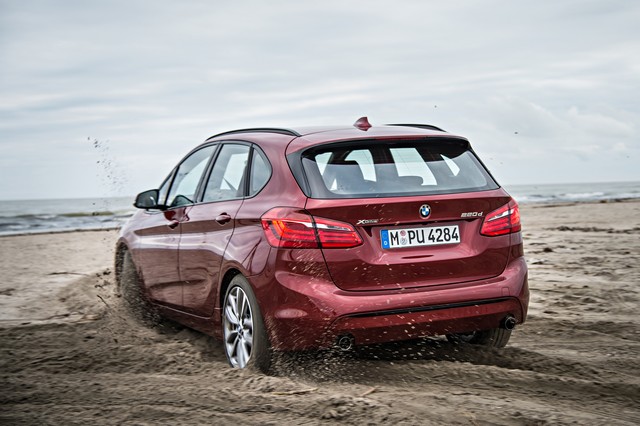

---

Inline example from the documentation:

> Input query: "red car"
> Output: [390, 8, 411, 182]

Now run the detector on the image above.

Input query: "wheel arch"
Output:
[218, 267, 242, 317]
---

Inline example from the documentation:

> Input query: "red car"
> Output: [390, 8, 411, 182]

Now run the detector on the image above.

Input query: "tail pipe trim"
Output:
[336, 334, 355, 351]
[502, 315, 517, 330]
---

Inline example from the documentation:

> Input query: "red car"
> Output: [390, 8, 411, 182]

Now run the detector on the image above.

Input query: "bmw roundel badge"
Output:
[419, 204, 431, 219]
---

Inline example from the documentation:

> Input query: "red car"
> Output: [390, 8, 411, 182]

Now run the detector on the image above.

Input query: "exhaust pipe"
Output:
[501, 315, 517, 330]
[336, 335, 355, 351]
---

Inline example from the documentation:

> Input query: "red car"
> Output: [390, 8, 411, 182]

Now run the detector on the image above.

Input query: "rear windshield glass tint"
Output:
[300, 139, 498, 198]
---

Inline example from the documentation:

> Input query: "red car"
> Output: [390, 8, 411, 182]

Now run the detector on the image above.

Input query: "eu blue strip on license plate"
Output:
[381, 229, 391, 249]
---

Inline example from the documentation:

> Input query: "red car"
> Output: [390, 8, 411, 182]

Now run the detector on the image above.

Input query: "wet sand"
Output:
[1, 201, 639, 425]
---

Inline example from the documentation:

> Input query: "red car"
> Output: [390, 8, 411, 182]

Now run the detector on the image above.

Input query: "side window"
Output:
[202, 144, 251, 202]
[166, 145, 216, 208]
[157, 171, 174, 206]
[249, 148, 270, 196]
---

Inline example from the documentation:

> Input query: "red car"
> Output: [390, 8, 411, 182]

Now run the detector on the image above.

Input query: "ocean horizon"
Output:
[1, 181, 638, 236]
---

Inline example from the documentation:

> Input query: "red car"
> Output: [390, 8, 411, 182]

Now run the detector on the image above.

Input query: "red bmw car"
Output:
[116, 117, 529, 371]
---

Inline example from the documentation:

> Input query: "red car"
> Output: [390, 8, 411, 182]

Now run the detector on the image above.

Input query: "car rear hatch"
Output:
[305, 192, 512, 291]
[291, 137, 514, 292]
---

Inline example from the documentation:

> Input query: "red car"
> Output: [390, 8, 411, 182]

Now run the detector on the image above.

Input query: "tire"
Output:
[222, 275, 271, 372]
[446, 328, 512, 348]
[118, 250, 158, 325]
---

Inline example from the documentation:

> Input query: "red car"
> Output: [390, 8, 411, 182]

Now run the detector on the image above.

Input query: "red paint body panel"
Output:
[179, 199, 243, 316]
[126, 209, 183, 308]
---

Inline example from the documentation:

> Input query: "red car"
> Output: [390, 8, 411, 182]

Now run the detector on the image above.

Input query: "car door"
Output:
[135, 145, 216, 308]
[179, 143, 251, 316]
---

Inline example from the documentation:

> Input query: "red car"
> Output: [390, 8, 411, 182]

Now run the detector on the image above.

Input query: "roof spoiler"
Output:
[386, 123, 447, 132]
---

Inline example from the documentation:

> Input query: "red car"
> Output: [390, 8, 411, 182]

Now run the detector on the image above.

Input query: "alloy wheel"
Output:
[223, 286, 254, 368]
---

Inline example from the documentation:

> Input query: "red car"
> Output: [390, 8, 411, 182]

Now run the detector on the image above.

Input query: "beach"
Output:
[1, 201, 639, 424]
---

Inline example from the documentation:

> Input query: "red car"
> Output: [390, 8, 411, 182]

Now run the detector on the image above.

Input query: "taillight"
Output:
[261, 207, 362, 249]
[315, 218, 363, 248]
[261, 208, 318, 248]
[480, 199, 521, 236]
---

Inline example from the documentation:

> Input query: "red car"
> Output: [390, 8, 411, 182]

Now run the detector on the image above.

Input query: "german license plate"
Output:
[381, 225, 460, 249]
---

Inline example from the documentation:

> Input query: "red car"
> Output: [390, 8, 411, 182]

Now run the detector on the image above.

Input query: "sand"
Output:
[1, 201, 639, 425]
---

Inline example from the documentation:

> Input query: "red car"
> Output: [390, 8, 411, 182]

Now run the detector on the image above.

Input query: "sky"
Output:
[0, 0, 638, 200]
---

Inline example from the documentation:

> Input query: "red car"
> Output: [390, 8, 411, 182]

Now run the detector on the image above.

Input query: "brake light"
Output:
[261, 208, 317, 248]
[480, 199, 521, 236]
[315, 217, 363, 248]
[261, 207, 362, 249]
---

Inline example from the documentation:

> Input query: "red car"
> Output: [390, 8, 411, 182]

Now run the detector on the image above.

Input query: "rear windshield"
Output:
[299, 139, 498, 198]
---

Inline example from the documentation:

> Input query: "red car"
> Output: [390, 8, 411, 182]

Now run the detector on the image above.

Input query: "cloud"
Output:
[0, 0, 639, 198]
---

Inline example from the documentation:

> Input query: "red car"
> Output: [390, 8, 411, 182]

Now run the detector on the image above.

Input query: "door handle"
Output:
[167, 220, 180, 229]
[215, 213, 232, 225]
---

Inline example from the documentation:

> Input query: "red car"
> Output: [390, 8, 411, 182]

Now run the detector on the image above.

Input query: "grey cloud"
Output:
[0, 0, 639, 198]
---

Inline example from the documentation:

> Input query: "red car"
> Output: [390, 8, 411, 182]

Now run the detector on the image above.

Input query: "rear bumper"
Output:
[328, 297, 523, 346]
[254, 254, 529, 351]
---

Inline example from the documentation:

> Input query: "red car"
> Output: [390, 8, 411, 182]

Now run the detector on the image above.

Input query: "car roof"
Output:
[204, 119, 468, 153]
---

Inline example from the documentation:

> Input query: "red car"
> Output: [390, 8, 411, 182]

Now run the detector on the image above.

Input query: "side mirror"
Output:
[134, 189, 164, 210]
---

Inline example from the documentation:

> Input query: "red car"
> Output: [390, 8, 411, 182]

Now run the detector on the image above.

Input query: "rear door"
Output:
[179, 143, 251, 316]
[300, 139, 512, 292]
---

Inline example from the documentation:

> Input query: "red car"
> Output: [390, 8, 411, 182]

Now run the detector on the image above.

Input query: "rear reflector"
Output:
[261, 207, 363, 249]
[480, 199, 521, 236]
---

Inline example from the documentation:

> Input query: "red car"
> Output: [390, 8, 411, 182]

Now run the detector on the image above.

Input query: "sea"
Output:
[0, 197, 135, 236]
[0, 181, 639, 236]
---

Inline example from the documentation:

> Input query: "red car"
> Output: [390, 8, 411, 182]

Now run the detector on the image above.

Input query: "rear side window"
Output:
[249, 148, 271, 196]
[202, 144, 251, 202]
[299, 139, 498, 198]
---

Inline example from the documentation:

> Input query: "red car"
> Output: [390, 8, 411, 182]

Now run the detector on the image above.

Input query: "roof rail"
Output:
[206, 127, 301, 141]
[386, 123, 447, 132]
